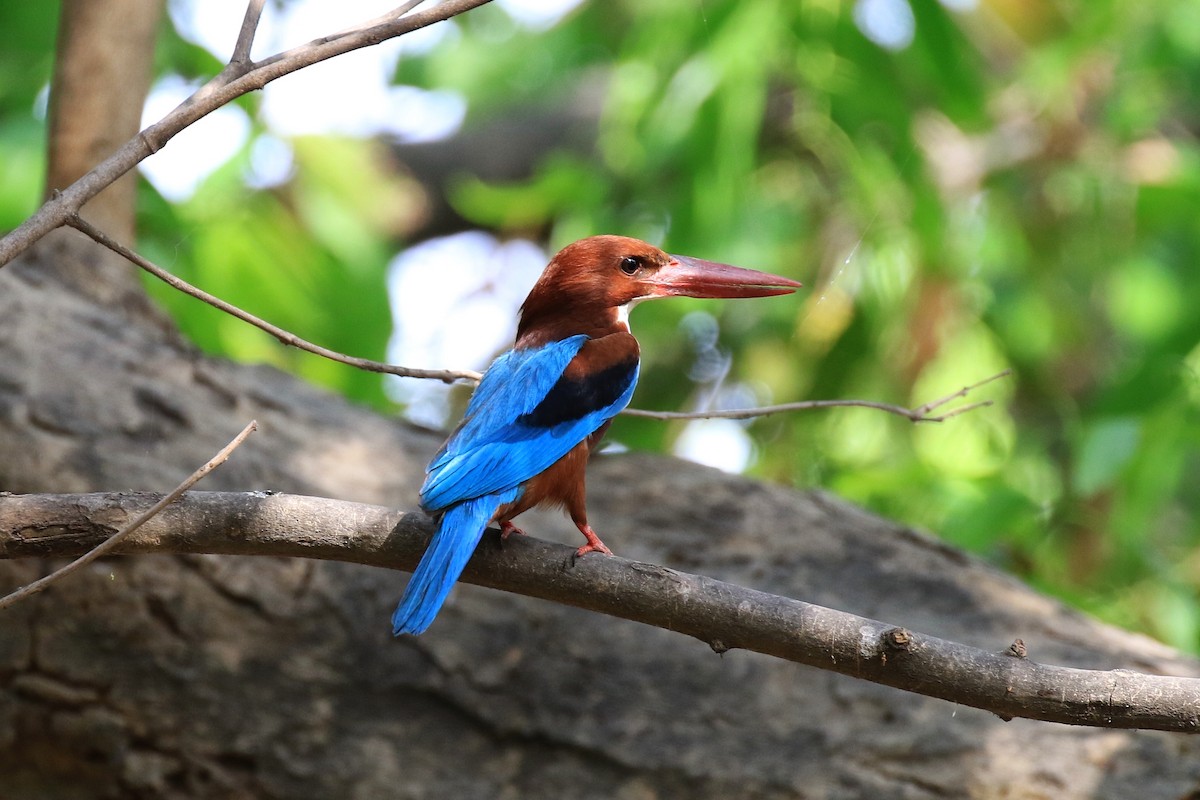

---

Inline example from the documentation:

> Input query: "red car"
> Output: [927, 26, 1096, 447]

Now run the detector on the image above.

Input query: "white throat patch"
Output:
[616, 297, 648, 330]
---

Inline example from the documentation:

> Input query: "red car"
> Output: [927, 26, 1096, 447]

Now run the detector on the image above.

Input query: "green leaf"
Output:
[1073, 418, 1142, 496]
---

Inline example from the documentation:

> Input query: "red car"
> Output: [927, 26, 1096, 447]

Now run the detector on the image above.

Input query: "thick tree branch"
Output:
[2, 490, 1197, 733]
[0, 0, 495, 268]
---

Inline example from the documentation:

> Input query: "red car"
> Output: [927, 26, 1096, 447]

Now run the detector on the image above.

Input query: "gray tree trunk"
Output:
[2, 232, 1200, 799]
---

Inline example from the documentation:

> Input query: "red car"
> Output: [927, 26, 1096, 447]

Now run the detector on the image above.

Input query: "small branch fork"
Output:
[2, 490, 1198, 733]
[67, 213, 1008, 420]
[230, 0, 267, 67]
[0, 421, 256, 612]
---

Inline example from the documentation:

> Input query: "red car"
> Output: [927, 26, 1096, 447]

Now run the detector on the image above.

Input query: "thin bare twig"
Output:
[396, 0, 429, 15]
[0, 0, 495, 268]
[0, 421, 257, 613]
[624, 370, 1012, 423]
[67, 216, 482, 384]
[69, 214, 1007, 413]
[910, 369, 1012, 417]
[341, 0, 429, 35]
[230, 0, 268, 67]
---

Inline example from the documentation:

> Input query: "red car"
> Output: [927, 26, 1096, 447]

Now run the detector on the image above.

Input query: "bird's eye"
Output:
[619, 256, 640, 275]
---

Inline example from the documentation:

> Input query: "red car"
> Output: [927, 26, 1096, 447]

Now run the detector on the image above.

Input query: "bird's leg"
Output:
[574, 523, 613, 558]
[499, 520, 526, 540]
[566, 492, 613, 558]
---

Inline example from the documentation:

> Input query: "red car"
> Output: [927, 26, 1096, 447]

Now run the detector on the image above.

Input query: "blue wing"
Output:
[396, 334, 639, 635]
[420, 336, 639, 511]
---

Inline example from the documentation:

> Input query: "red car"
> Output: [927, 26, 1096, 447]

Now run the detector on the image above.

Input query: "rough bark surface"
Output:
[3, 237, 1200, 799]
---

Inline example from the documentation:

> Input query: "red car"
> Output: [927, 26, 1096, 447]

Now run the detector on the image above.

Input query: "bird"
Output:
[392, 235, 800, 635]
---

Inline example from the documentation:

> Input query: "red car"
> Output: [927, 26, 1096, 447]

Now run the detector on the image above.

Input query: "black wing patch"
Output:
[519, 357, 638, 429]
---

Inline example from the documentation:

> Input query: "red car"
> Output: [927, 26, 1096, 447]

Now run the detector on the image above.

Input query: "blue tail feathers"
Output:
[392, 489, 518, 636]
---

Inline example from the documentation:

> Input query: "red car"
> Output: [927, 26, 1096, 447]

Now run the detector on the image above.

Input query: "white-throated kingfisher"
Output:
[393, 235, 800, 635]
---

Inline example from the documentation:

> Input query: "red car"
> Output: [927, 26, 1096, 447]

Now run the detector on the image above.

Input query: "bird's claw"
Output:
[573, 524, 614, 561]
[499, 521, 526, 541]
[574, 541, 613, 558]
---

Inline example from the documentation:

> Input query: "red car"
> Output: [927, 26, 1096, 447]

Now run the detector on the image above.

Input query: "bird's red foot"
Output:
[574, 524, 613, 558]
[500, 520, 527, 541]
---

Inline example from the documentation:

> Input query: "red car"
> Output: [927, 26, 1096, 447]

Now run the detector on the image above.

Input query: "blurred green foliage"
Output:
[408, 0, 1200, 650]
[137, 134, 406, 406]
[0, 4, 57, 232]
[3, 0, 1200, 651]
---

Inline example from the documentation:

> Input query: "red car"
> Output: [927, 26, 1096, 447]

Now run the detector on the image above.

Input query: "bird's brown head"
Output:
[517, 235, 800, 346]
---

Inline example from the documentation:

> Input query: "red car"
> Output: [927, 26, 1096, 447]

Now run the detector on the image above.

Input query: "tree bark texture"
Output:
[3, 237, 1200, 799]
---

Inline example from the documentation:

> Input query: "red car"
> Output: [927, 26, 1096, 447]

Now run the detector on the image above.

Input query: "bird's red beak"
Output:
[646, 255, 802, 299]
